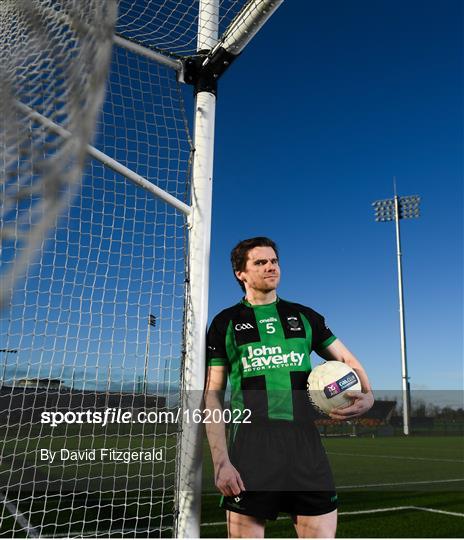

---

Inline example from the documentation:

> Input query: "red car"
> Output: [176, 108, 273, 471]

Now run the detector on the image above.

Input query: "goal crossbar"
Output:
[0, 2, 285, 537]
[16, 102, 192, 216]
[113, 35, 183, 72]
[32, 2, 183, 73]
[203, 0, 284, 66]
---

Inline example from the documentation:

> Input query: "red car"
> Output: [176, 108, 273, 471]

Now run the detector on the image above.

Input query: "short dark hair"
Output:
[230, 237, 279, 292]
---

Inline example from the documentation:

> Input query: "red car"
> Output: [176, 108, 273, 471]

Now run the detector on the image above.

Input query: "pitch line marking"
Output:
[340, 506, 464, 518]
[337, 478, 464, 489]
[327, 452, 464, 463]
[202, 478, 464, 497]
[201, 505, 464, 527]
[0, 491, 39, 538]
[412, 506, 464, 518]
[201, 507, 413, 527]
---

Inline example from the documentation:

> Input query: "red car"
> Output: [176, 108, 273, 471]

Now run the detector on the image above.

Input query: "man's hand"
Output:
[329, 390, 374, 420]
[214, 459, 246, 497]
[205, 366, 246, 498]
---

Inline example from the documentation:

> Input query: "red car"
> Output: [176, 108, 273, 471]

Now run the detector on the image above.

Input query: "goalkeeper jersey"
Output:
[207, 297, 336, 422]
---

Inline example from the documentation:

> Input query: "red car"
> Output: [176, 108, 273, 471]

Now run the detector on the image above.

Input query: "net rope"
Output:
[0, 0, 252, 537]
[117, 0, 246, 56]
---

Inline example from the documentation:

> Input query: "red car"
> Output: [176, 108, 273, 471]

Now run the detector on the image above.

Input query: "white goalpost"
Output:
[0, 1, 283, 537]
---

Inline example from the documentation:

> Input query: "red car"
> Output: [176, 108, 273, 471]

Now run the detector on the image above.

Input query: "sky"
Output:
[1, 0, 461, 405]
[205, 0, 463, 396]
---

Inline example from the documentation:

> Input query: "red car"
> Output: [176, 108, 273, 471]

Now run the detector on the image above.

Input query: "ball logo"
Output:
[235, 323, 254, 331]
[326, 383, 339, 396]
[323, 372, 358, 399]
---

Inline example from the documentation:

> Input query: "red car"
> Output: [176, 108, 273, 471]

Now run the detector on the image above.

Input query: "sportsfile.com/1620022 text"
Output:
[40, 407, 252, 427]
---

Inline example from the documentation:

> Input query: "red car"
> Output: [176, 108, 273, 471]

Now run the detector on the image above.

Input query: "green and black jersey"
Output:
[207, 297, 337, 422]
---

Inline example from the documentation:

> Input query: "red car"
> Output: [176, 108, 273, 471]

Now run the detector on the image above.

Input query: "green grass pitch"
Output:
[201, 436, 464, 538]
[0, 423, 177, 537]
[1, 430, 462, 537]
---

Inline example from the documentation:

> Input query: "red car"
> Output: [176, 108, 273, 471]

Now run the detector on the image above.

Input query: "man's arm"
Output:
[204, 365, 245, 497]
[316, 338, 374, 420]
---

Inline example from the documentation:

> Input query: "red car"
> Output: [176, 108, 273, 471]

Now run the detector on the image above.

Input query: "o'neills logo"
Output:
[241, 345, 305, 372]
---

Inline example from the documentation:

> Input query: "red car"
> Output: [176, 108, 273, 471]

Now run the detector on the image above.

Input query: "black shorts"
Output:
[221, 490, 338, 521]
[220, 420, 337, 520]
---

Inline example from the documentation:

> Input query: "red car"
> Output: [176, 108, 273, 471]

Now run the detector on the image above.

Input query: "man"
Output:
[204, 237, 374, 538]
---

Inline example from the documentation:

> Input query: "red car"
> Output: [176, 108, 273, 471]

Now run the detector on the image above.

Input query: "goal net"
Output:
[0, 0, 254, 538]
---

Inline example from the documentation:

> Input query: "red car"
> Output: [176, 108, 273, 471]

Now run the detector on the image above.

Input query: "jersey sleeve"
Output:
[299, 306, 337, 352]
[206, 314, 229, 367]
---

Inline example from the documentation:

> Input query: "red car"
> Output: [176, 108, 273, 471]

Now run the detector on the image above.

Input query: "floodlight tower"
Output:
[372, 181, 420, 436]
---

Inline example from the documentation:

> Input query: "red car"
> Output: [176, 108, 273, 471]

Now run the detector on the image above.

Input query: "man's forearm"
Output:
[204, 391, 230, 468]
[320, 338, 373, 394]
[344, 356, 372, 394]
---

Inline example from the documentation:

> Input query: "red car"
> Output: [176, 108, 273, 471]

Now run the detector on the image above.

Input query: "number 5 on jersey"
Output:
[266, 322, 276, 334]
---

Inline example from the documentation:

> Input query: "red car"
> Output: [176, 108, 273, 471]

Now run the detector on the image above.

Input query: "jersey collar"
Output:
[241, 296, 280, 308]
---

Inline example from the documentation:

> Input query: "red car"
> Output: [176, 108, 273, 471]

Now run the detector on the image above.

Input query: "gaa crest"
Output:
[287, 316, 301, 331]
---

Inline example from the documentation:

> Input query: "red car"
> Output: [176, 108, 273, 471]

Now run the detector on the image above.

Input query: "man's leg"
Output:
[292, 509, 337, 538]
[227, 511, 266, 538]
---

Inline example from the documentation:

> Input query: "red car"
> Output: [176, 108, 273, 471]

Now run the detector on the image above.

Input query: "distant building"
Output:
[15, 378, 62, 390]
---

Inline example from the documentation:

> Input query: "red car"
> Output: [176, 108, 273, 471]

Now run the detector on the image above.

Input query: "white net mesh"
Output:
[0, 0, 265, 536]
[0, 1, 194, 537]
[116, 0, 246, 56]
[0, 0, 117, 308]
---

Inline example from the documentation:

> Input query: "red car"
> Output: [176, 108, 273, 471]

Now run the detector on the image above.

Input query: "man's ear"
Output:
[235, 270, 245, 285]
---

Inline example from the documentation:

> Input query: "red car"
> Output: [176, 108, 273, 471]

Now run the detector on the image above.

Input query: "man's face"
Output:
[235, 246, 280, 294]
